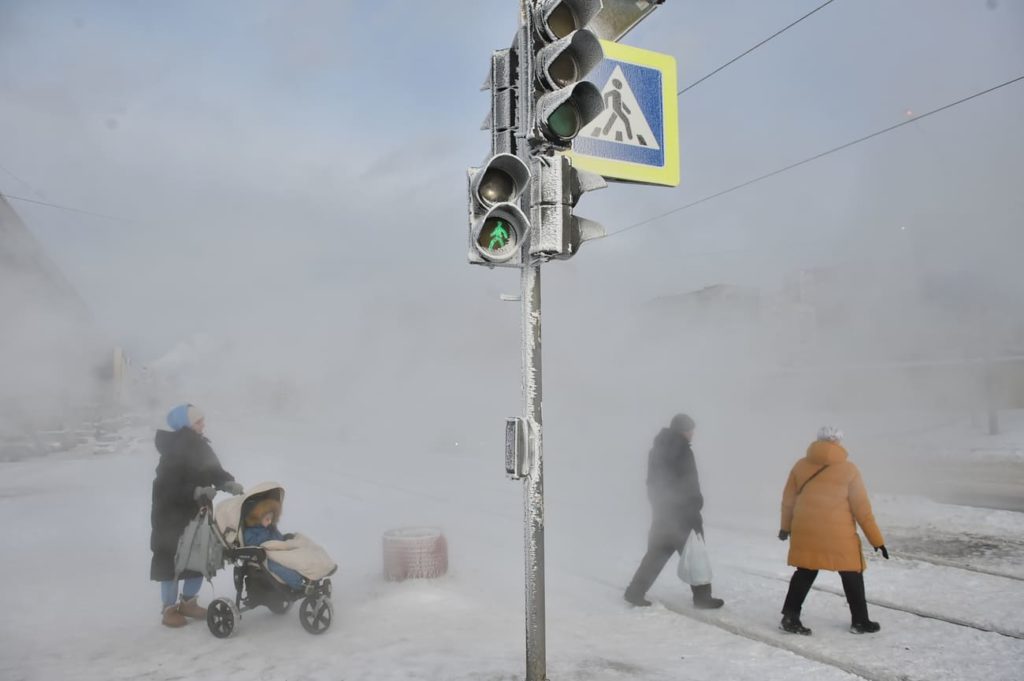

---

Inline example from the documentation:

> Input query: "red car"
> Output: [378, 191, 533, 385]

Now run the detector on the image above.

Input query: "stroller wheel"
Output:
[207, 598, 239, 638]
[299, 596, 333, 635]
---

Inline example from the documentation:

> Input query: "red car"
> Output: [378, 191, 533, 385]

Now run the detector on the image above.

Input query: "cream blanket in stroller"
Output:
[214, 481, 337, 582]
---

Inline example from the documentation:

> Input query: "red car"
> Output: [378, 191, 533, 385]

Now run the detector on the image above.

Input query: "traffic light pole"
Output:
[518, 1, 546, 677]
[521, 260, 546, 681]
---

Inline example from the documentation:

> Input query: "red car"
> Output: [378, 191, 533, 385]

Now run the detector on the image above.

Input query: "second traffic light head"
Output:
[529, 1, 606, 147]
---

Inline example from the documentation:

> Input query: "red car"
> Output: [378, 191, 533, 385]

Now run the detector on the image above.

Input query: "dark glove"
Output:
[283, 533, 295, 541]
[221, 480, 244, 495]
[778, 530, 790, 541]
[874, 545, 889, 560]
[193, 485, 217, 503]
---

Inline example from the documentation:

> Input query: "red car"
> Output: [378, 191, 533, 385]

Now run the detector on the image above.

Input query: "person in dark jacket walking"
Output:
[150, 404, 243, 627]
[624, 414, 724, 609]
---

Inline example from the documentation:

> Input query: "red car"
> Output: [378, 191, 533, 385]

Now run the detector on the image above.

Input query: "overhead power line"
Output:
[605, 74, 1024, 241]
[678, 0, 839, 96]
[0, 192, 129, 222]
[0, 162, 40, 197]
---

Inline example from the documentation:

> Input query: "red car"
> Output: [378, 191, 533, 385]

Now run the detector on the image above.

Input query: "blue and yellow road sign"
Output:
[570, 41, 679, 187]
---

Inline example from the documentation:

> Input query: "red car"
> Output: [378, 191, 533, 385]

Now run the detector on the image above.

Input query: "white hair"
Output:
[817, 426, 844, 442]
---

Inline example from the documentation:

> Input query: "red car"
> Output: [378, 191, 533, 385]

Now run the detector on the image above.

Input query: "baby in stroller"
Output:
[243, 497, 304, 589]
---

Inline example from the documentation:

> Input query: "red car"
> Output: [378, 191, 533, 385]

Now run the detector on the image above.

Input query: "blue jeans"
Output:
[161, 577, 203, 608]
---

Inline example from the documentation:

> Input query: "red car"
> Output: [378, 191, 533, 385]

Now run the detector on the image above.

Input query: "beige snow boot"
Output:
[162, 604, 188, 628]
[178, 596, 207, 619]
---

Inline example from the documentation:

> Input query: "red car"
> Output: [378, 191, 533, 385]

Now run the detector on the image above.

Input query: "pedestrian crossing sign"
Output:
[570, 41, 679, 187]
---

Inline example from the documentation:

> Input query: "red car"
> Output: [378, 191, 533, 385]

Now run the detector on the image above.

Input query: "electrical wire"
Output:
[0, 192, 130, 222]
[605, 74, 1024, 241]
[678, 0, 839, 96]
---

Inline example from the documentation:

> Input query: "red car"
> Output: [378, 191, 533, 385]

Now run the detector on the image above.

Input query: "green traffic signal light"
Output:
[478, 217, 517, 254]
[546, 101, 581, 139]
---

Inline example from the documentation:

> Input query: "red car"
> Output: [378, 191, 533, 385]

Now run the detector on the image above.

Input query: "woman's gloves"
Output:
[194, 485, 217, 502]
[874, 545, 890, 559]
[194, 481, 243, 502]
[221, 481, 244, 495]
[778, 529, 790, 541]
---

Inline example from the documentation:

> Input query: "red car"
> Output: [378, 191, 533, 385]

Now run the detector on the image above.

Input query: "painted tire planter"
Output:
[382, 527, 449, 581]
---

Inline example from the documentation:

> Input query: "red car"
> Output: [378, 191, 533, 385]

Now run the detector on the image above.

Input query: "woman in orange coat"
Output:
[778, 427, 889, 635]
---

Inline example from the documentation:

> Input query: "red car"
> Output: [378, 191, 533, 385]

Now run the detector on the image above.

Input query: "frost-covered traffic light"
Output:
[527, 0, 606, 148]
[467, 153, 531, 267]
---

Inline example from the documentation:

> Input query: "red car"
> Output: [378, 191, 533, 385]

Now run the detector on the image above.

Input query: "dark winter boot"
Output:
[850, 620, 881, 634]
[178, 596, 207, 619]
[161, 604, 187, 628]
[691, 584, 724, 609]
[780, 613, 812, 636]
[624, 590, 652, 607]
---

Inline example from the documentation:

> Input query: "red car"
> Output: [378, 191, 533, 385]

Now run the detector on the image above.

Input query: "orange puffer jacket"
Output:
[780, 440, 884, 572]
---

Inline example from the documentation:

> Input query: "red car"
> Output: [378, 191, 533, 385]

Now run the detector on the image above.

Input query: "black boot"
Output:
[624, 590, 652, 607]
[850, 620, 881, 634]
[780, 613, 812, 635]
[839, 571, 878, 634]
[691, 584, 724, 610]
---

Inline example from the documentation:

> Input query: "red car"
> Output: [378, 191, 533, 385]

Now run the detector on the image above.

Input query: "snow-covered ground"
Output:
[2, 420, 1022, 681]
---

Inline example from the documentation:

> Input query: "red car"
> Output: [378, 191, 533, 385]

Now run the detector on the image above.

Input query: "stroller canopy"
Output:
[214, 481, 285, 547]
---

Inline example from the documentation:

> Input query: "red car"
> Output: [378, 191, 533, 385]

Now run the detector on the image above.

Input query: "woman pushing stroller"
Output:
[150, 404, 243, 628]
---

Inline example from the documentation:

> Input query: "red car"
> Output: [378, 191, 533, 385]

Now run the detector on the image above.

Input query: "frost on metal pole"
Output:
[521, 2, 609, 680]
[466, 1, 665, 679]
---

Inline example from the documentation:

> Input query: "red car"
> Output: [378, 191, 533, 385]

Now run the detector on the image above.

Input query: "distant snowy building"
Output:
[0, 196, 114, 456]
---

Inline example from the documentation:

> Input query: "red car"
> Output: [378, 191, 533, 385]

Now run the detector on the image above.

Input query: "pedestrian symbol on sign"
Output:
[582, 65, 660, 151]
[569, 41, 678, 187]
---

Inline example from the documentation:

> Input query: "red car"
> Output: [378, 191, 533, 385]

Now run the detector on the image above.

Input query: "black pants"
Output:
[625, 527, 713, 601]
[782, 568, 870, 624]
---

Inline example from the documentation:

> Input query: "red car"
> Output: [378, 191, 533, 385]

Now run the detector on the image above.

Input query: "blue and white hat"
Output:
[167, 404, 205, 431]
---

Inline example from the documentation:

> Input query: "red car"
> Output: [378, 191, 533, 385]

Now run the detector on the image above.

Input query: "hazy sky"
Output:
[1, 0, 1022, 359]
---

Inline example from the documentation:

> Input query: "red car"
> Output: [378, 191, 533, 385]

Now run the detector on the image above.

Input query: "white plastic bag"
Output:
[677, 530, 713, 586]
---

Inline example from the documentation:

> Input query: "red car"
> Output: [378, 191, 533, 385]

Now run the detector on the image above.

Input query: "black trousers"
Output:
[625, 525, 713, 601]
[782, 567, 870, 624]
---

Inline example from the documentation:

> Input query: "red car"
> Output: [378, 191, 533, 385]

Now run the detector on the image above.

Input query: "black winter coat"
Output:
[149, 428, 235, 581]
[646, 428, 704, 544]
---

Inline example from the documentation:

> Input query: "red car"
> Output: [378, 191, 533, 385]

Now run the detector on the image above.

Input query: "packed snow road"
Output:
[1, 423, 1022, 680]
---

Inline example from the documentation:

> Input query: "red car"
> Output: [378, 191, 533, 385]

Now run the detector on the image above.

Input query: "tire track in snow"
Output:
[890, 551, 1024, 583]
[649, 569, 1024, 681]
[656, 598, 888, 681]
[577, 574, 883, 681]
[732, 566, 1024, 640]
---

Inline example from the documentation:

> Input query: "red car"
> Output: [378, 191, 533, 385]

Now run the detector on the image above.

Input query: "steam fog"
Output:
[2, 1, 1023, 679]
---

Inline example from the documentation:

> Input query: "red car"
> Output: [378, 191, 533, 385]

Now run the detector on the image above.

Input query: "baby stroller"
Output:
[202, 482, 336, 637]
